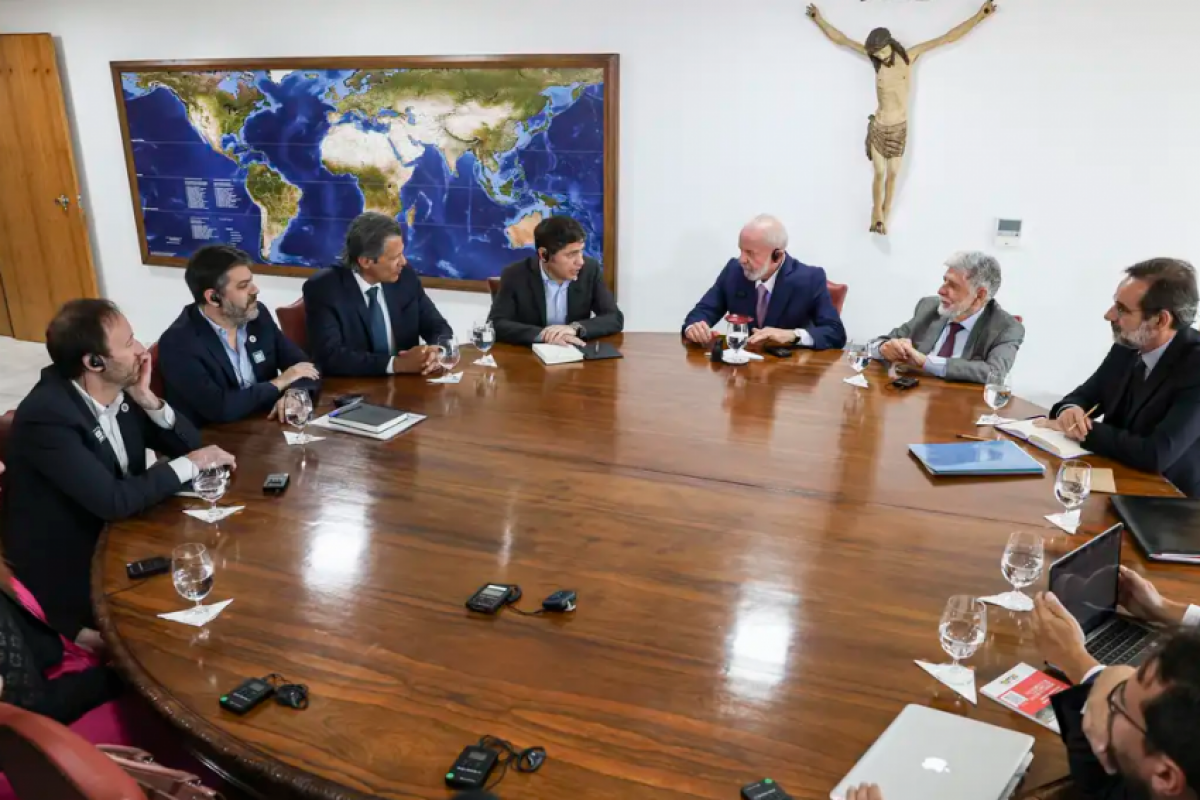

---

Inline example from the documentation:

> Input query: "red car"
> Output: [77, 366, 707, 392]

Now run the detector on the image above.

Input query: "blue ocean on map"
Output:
[121, 69, 606, 281]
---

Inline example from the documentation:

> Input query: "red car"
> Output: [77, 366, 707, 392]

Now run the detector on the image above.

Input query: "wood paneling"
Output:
[94, 336, 1186, 800]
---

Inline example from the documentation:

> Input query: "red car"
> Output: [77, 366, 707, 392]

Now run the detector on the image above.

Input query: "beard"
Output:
[742, 261, 771, 282]
[106, 358, 140, 390]
[938, 297, 973, 319]
[1112, 320, 1155, 349]
[223, 296, 260, 326]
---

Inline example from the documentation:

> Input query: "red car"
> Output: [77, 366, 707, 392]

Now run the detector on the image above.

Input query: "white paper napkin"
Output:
[1045, 510, 1081, 534]
[158, 599, 233, 627]
[843, 373, 869, 389]
[183, 506, 244, 524]
[283, 431, 325, 446]
[428, 372, 463, 384]
[977, 414, 1017, 426]
[474, 355, 497, 367]
[980, 591, 1034, 612]
[915, 660, 977, 704]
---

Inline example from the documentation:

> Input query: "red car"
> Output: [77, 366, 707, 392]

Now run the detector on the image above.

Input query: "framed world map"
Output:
[111, 55, 619, 293]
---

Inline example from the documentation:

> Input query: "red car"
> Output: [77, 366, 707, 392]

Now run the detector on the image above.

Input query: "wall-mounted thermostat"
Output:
[995, 218, 1022, 248]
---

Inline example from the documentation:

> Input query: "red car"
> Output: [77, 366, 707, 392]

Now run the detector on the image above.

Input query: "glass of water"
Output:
[726, 316, 750, 360]
[984, 368, 1012, 417]
[472, 320, 495, 356]
[1000, 531, 1045, 611]
[939, 595, 987, 685]
[1055, 460, 1092, 525]
[283, 388, 313, 443]
[172, 543, 215, 608]
[437, 336, 460, 372]
[843, 340, 869, 372]
[193, 467, 227, 514]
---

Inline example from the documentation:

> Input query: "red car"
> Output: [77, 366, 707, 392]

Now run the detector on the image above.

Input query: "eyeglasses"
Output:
[1106, 677, 1147, 740]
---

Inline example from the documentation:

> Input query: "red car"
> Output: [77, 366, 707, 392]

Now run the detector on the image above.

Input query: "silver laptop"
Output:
[830, 705, 1034, 800]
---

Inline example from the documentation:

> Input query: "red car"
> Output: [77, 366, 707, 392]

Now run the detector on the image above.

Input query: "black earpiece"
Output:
[772, 249, 783, 263]
[208, 289, 222, 307]
[87, 354, 105, 371]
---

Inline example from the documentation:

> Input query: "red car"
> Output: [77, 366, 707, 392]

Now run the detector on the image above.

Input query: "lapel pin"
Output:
[249, 335, 257, 343]
[120, 403, 130, 413]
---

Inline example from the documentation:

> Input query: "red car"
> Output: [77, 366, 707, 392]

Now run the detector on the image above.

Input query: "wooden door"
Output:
[0, 33, 98, 342]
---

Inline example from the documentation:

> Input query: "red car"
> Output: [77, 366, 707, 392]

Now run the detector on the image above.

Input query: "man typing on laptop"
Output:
[1033, 574, 1200, 800]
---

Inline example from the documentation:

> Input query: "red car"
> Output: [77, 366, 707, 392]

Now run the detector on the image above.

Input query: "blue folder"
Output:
[909, 440, 1046, 477]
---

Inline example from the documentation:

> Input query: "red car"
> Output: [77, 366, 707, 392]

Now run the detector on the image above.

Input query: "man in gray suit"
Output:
[869, 251, 1024, 383]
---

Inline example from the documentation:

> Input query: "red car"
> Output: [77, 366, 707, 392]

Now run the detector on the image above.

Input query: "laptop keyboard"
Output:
[1088, 620, 1153, 665]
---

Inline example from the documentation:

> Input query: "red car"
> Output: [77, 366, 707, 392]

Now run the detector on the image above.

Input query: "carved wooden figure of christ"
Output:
[806, 2, 996, 235]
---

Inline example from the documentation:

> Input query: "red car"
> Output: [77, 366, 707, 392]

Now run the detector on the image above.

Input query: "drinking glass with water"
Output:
[843, 340, 869, 372]
[1055, 460, 1092, 524]
[283, 388, 313, 442]
[726, 319, 749, 357]
[939, 595, 987, 685]
[471, 321, 495, 355]
[984, 368, 1012, 415]
[437, 336, 460, 372]
[999, 530, 1044, 611]
[193, 467, 227, 514]
[172, 543, 214, 608]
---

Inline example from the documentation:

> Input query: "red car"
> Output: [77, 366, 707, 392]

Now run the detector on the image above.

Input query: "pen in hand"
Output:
[1066, 404, 1099, 434]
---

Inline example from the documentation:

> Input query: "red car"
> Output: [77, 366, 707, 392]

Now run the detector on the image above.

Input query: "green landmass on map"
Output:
[323, 163, 402, 217]
[134, 71, 265, 145]
[244, 162, 302, 255]
[333, 67, 602, 171]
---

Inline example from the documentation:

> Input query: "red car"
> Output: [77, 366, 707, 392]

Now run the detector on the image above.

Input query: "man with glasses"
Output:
[1040, 258, 1200, 497]
[1033, 570, 1200, 800]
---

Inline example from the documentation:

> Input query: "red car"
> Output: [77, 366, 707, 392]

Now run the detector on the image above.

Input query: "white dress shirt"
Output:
[756, 266, 815, 348]
[353, 270, 396, 374]
[72, 382, 196, 483]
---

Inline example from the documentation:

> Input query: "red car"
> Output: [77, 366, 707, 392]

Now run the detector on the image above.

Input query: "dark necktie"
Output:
[366, 286, 390, 355]
[756, 284, 771, 328]
[936, 322, 965, 358]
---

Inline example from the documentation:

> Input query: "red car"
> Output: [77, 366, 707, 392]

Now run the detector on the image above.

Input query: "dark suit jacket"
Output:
[488, 256, 624, 345]
[158, 304, 320, 426]
[1051, 328, 1200, 497]
[872, 297, 1026, 384]
[682, 256, 847, 350]
[1051, 683, 1132, 799]
[0, 368, 202, 638]
[302, 264, 453, 376]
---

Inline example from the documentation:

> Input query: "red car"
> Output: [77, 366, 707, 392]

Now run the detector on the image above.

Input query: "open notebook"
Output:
[998, 418, 1091, 459]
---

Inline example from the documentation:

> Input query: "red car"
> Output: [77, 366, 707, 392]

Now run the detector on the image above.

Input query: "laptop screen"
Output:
[1049, 523, 1123, 635]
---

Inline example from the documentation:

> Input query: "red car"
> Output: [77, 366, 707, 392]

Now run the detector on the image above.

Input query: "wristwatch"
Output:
[571, 322, 587, 338]
[792, 329, 804, 345]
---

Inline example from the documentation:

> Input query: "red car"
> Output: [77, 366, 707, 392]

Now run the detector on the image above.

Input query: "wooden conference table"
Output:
[93, 334, 1190, 800]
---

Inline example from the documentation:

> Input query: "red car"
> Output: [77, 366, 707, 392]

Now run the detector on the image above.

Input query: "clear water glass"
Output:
[1055, 460, 1092, 519]
[193, 467, 227, 513]
[984, 368, 1012, 413]
[843, 340, 869, 372]
[172, 543, 215, 608]
[284, 388, 313, 443]
[437, 336, 460, 371]
[939, 595, 987, 684]
[727, 322, 749, 356]
[472, 321, 495, 355]
[1000, 531, 1045, 610]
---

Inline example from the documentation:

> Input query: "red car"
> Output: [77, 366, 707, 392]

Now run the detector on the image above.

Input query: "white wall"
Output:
[2, 0, 1198, 404]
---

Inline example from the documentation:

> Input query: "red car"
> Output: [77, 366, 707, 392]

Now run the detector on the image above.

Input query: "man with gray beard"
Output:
[869, 251, 1024, 383]
[1043, 258, 1200, 497]
[159, 244, 320, 426]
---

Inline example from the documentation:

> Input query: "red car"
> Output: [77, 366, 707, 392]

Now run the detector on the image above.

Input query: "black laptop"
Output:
[1049, 523, 1163, 667]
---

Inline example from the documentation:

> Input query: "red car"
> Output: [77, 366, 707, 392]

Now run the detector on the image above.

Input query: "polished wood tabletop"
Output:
[94, 334, 1192, 800]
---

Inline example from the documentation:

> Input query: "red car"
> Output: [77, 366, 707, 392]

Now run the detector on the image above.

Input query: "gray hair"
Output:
[342, 212, 403, 270]
[743, 214, 789, 251]
[945, 251, 1001, 299]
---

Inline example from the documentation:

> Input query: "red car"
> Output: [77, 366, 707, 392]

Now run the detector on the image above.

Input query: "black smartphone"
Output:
[126, 556, 170, 580]
[333, 394, 363, 408]
[764, 345, 793, 358]
[891, 376, 920, 390]
[263, 473, 290, 495]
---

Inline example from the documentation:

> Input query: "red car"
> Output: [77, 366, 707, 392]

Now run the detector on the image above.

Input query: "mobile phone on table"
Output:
[764, 345, 793, 358]
[891, 376, 920, 390]
[126, 556, 170, 580]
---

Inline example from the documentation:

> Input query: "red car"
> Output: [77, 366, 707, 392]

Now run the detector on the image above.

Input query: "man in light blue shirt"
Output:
[200, 312, 256, 389]
[868, 251, 1025, 383]
[542, 262, 571, 328]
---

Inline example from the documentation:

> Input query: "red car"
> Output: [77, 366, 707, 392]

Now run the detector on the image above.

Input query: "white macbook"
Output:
[830, 705, 1035, 800]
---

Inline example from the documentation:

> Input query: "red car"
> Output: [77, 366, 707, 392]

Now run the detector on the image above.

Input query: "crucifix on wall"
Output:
[806, 2, 996, 235]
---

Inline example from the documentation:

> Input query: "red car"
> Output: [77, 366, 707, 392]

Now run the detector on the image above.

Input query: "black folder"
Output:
[575, 341, 623, 361]
[1111, 496, 1200, 564]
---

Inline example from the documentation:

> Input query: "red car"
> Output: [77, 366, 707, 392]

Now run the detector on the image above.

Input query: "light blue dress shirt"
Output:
[541, 264, 570, 327]
[1140, 336, 1173, 375]
[922, 305, 985, 378]
[202, 311, 256, 388]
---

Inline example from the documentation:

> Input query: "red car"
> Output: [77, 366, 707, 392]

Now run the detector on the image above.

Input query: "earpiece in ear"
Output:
[208, 290, 222, 307]
[87, 354, 105, 371]
[772, 249, 783, 263]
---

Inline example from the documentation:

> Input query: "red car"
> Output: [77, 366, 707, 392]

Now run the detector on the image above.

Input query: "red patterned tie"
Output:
[756, 284, 771, 328]
[936, 322, 964, 358]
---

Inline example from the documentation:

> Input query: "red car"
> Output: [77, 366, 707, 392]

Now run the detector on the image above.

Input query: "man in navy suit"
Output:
[682, 215, 846, 350]
[159, 245, 321, 427]
[304, 212, 452, 377]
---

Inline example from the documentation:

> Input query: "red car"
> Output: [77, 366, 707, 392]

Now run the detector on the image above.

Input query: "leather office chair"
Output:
[0, 703, 143, 800]
[487, 277, 501, 299]
[147, 343, 165, 399]
[1014, 315, 1024, 324]
[826, 281, 849, 315]
[276, 298, 308, 353]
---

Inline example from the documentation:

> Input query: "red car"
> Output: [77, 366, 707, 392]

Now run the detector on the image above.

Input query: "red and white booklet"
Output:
[981, 663, 1070, 734]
